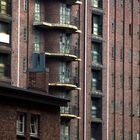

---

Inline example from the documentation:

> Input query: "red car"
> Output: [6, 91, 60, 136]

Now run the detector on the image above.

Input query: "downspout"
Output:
[107, 0, 110, 140]
[17, 0, 21, 87]
[83, 0, 87, 140]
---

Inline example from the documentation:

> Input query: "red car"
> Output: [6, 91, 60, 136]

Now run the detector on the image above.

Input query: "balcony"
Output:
[33, 13, 80, 33]
[45, 43, 80, 61]
[49, 73, 79, 90]
[60, 105, 80, 119]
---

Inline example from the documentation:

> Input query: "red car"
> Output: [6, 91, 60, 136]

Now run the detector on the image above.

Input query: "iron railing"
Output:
[49, 73, 78, 86]
[34, 13, 79, 28]
[60, 105, 78, 116]
[32, 42, 79, 57]
[46, 43, 79, 57]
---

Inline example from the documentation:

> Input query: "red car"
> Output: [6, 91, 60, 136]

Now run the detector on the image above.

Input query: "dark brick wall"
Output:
[0, 98, 60, 140]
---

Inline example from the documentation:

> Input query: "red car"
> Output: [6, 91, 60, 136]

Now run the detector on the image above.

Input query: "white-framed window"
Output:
[30, 115, 39, 137]
[16, 113, 25, 136]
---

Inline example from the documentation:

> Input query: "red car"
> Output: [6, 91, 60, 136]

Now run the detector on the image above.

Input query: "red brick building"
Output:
[0, 0, 140, 140]
[81, 0, 140, 140]
[0, 83, 67, 140]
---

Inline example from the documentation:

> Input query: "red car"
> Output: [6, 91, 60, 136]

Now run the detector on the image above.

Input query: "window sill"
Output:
[16, 134, 26, 139]
[30, 136, 40, 140]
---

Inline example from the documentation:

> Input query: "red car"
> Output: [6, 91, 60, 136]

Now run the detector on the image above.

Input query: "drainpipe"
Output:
[107, 0, 110, 140]
[83, 0, 87, 140]
[17, 0, 21, 87]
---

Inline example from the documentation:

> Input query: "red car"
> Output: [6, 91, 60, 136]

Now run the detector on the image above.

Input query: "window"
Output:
[128, 131, 131, 140]
[137, 25, 140, 36]
[112, 46, 116, 59]
[32, 53, 45, 70]
[30, 115, 39, 137]
[92, 70, 102, 92]
[129, 0, 132, 11]
[16, 113, 25, 136]
[24, 0, 27, 12]
[61, 123, 70, 140]
[112, 129, 115, 140]
[138, 77, 140, 91]
[0, 53, 10, 77]
[92, 14, 102, 36]
[23, 57, 27, 72]
[59, 62, 70, 83]
[60, 33, 70, 54]
[60, 4, 70, 24]
[112, 21, 115, 33]
[35, 0, 41, 21]
[137, 133, 140, 140]
[121, 21, 124, 35]
[120, 74, 124, 87]
[24, 27, 27, 41]
[129, 24, 132, 36]
[91, 42, 102, 65]
[91, 123, 102, 140]
[112, 0, 115, 6]
[137, 51, 140, 65]
[92, 0, 102, 8]
[120, 101, 124, 115]
[0, 0, 8, 14]
[111, 101, 115, 114]
[0, 22, 10, 43]
[112, 73, 115, 87]
[120, 48, 123, 61]
[129, 49, 132, 63]
[138, 0, 140, 13]
[120, 130, 124, 140]
[137, 104, 140, 117]
[128, 76, 132, 89]
[91, 98, 102, 118]
[128, 102, 132, 116]
[120, 0, 124, 6]
[34, 31, 41, 53]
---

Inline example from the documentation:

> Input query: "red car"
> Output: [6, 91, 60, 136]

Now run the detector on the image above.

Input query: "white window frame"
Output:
[16, 113, 25, 136]
[30, 115, 39, 137]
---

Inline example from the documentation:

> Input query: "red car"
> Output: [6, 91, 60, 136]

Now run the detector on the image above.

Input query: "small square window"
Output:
[30, 115, 39, 137]
[137, 51, 140, 65]
[24, 0, 27, 12]
[16, 113, 25, 136]
[120, 48, 123, 61]
[129, 24, 132, 36]
[112, 21, 115, 33]
[112, 73, 115, 87]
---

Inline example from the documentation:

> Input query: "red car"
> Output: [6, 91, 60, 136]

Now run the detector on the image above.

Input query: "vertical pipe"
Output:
[83, 0, 87, 140]
[17, 0, 21, 87]
[107, 0, 110, 139]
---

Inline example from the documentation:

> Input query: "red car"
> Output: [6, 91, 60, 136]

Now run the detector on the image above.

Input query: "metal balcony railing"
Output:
[34, 13, 79, 28]
[46, 43, 79, 57]
[32, 42, 79, 59]
[49, 73, 78, 86]
[60, 105, 78, 116]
